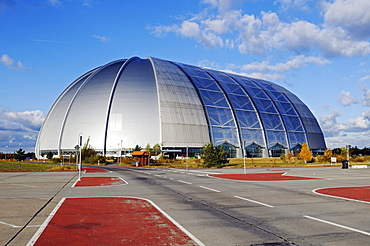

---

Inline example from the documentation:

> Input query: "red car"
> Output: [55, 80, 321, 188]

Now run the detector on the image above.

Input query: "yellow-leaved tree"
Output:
[299, 142, 313, 163]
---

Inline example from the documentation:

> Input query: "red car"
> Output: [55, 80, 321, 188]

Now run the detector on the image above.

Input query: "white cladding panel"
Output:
[106, 59, 160, 149]
[60, 62, 124, 151]
[149, 57, 210, 147]
[36, 72, 93, 152]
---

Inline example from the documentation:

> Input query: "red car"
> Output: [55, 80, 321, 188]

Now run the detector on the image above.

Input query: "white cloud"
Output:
[48, 0, 61, 6]
[241, 55, 330, 73]
[337, 91, 358, 106]
[0, 109, 45, 131]
[0, 54, 30, 70]
[324, 0, 370, 39]
[319, 109, 370, 148]
[274, 0, 311, 12]
[93, 35, 110, 43]
[359, 75, 370, 82]
[361, 84, 370, 106]
[150, 0, 370, 57]
[0, 109, 45, 152]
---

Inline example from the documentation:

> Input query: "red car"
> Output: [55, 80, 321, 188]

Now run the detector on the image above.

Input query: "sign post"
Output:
[75, 144, 81, 181]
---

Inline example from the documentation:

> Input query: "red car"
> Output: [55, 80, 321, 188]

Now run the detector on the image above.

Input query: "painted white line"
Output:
[11, 184, 37, 188]
[304, 215, 370, 236]
[178, 180, 192, 185]
[145, 198, 206, 246]
[199, 186, 221, 193]
[154, 175, 162, 177]
[234, 196, 274, 208]
[169, 178, 174, 180]
[71, 179, 79, 187]
[27, 198, 66, 246]
[0, 221, 41, 228]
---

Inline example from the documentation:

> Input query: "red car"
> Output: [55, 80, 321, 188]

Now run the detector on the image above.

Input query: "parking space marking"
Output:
[177, 180, 192, 185]
[199, 186, 220, 193]
[234, 196, 274, 208]
[304, 215, 370, 236]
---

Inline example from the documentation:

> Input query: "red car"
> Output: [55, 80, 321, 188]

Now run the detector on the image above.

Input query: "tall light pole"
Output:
[243, 141, 246, 174]
[5, 146, 8, 161]
[78, 133, 83, 181]
[120, 140, 123, 164]
[186, 146, 189, 170]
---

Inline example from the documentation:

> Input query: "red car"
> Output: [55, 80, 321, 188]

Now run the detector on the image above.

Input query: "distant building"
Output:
[35, 57, 326, 158]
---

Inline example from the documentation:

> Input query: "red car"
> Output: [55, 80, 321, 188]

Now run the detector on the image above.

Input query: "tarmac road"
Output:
[1, 166, 370, 245]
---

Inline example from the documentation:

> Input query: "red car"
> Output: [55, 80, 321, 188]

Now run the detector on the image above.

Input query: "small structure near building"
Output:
[132, 151, 150, 166]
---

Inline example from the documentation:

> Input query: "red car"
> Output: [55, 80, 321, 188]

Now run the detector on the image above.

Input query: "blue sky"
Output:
[1, 0, 370, 153]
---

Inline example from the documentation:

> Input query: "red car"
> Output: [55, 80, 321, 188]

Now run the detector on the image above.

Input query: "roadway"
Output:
[1, 166, 369, 245]
[103, 166, 370, 245]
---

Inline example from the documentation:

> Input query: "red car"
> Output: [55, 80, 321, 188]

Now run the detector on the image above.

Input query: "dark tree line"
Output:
[332, 146, 370, 157]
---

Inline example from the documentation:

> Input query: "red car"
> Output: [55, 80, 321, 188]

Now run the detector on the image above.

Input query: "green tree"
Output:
[340, 147, 347, 157]
[152, 143, 161, 156]
[299, 142, 313, 163]
[201, 143, 229, 168]
[81, 137, 96, 162]
[133, 145, 142, 151]
[14, 148, 26, 161]
[46, 151, 54, 160]
[145, 143, 151, 153]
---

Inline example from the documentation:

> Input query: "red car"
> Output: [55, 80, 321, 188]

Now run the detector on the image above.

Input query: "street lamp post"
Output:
[243, 141, 246, 174]
[186, 146, 189, 170]
[5, 146, 8, 161]
[78, 133, 83, 181]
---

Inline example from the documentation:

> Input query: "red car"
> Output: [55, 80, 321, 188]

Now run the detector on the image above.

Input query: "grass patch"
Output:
[0, 161, 77, 172]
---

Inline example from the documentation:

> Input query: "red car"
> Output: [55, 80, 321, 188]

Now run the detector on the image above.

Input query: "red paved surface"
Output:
[74, 177, 127, 187]
[83, 167, 108, 173]
[32, 197, 199, 246]
[315, 186, 370, 202]
[209, 172, 322, 181]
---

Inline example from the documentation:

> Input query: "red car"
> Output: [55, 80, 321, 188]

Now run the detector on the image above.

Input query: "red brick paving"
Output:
[74, 177, 127, 187]
[315, 186, 370, 202]
[32, 197, 199, 246]
[82, 167, 108, 173]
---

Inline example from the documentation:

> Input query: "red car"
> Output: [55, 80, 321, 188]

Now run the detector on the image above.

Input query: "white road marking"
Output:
[199, 186, 221, 193]
[0, 221, 41, 228]
[177, 180, 192, 185]
[27, 198, 66, 246]
[304, 215, 370, 236]
[234, 196, 274, 208]
[11, 184, 37, 188]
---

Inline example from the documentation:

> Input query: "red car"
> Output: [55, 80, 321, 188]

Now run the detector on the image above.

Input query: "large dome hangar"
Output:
[35, 56, 326, 158]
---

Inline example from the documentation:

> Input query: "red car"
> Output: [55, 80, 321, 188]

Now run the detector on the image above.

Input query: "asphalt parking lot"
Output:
[1, 166, 369, 245]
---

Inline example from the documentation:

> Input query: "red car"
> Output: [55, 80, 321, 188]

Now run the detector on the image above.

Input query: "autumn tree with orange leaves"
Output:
[299, 142, 313, 163]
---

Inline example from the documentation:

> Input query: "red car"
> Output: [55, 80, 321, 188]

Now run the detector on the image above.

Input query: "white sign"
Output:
[331, 157, 337, 163]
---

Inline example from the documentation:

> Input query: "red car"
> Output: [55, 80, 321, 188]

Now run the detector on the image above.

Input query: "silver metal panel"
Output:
[60, 62, 124, 151]
[149, 57, 210, 147]
[35, 71, 94, 155]
[106, 58, 160, 150]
